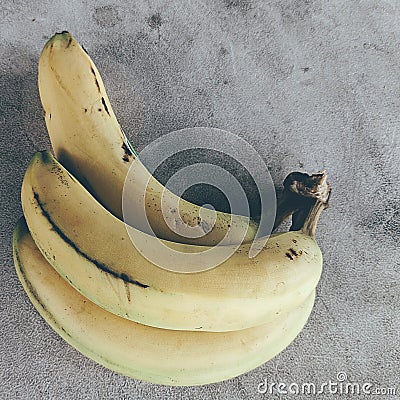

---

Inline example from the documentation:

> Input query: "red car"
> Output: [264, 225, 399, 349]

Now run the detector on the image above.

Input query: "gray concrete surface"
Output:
[1, 0, 399, 399]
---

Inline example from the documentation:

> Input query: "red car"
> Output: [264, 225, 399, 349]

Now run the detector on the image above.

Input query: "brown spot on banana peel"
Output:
[121, 142, 133, 162]
[101, 97, 110, 116]
[285, 252, 294, 260]
[65, 275, 74, 286]
[32, 191, 149, 289]
[124, 281, 131, 302]
[91, 66, 101, 93]
[122, 142, 133, 157]
[285, 248, 302, 261]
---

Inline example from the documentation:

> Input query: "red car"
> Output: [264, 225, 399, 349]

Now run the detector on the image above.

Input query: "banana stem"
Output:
[284, 170, 331, 238]
[273, 170, 330, 234]
[273, 189, 303, 231]
[297, 197, 329, 238]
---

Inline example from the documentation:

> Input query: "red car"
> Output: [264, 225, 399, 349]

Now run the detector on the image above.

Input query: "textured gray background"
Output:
[1, 0, 399, 399]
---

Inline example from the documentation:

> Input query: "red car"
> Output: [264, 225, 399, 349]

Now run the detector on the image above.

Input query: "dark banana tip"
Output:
[43, 31, 74, 51]
[26, 151, 53, 171]
[38, 150, 54, 163]
[13, 217, 29, 244]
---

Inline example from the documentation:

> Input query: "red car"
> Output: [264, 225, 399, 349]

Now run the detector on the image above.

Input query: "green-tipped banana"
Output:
[13, 217, 315, 386]
[21, 151, 324, 331]
[38, 31, 259, 246]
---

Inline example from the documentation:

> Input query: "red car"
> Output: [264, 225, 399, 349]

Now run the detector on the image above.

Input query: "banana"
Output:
[21, 151, 325, 331]
[13, 217, 315, 386]
[38, 31, 260, 246]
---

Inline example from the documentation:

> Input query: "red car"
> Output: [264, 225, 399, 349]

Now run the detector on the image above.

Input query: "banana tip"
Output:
[43, 31, 74, 51]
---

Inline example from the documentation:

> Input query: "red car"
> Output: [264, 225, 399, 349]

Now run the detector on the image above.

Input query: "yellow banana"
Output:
[21, 151, 324, 331]
[38, 31, 259, 246]
[13, 217, 315, 386]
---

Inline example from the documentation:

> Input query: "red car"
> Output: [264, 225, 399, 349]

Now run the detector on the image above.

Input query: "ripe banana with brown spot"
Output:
[13, 217, 316, 386]
[21, 151, 324, 331]
[38, 31, 259, 246]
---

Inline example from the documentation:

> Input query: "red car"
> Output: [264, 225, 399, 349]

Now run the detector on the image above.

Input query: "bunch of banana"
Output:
[14, 219, 316, 386]
[13, 32, 330, 385]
